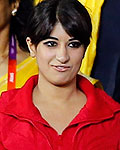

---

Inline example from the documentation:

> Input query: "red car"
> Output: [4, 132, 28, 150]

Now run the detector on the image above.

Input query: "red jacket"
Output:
[0, 75, 120, 150]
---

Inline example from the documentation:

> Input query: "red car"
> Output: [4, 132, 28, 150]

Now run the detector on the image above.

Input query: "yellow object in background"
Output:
[79, 0, 104, 75]
[34, 0, 41, 5]
[0, 57, 38, 95]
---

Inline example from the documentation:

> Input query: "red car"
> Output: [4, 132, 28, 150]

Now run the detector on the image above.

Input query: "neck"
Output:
[0, 24, 10, 57]
[34, 74, 79, 104]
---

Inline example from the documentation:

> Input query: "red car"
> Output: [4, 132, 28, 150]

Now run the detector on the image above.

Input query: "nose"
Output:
[56, 45, 70, 63]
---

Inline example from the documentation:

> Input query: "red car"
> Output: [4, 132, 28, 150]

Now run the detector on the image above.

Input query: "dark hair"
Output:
[10, 0, 34, 51]
[26, 0, 92, 48]
[9, 0, 16, 4]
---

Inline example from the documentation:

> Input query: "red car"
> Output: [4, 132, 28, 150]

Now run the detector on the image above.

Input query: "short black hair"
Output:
[26, 0, 92, 48]
[10, 0, 34, 51]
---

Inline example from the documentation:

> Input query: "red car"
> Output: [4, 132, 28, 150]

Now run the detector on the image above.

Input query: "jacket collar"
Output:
[0, 75, 43, 123]
[0, 75, 120, 124]
[76, 75, 120, 121]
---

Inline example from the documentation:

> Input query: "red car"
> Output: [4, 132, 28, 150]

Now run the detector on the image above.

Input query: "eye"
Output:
[43, 41, 57, 47]
[68, 41, 82, 48]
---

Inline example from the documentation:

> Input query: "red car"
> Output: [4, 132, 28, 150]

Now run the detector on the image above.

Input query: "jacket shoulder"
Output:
[0, 89, 19, 110]
[96, 87, 120, 109]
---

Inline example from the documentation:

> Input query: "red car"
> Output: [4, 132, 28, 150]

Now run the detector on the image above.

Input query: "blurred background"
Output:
[91, 0, 120, 103]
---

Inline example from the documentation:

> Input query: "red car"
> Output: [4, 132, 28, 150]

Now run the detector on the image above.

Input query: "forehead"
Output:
[50, 23, 72, 39]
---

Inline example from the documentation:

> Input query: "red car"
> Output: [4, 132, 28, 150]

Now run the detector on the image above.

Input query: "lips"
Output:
[51, 65, 71, 72]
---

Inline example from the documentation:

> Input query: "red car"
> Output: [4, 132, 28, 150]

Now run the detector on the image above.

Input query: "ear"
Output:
[11, 0, 20, 16]
[11, 0, 20, 10]
[26, 37, 36, 58]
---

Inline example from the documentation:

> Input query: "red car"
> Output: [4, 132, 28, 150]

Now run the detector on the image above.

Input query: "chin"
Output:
[52, 82, 70, 87]
[50, 77, 74, 87]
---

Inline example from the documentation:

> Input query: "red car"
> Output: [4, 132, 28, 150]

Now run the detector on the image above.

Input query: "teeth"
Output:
[57, 66, 65, 69]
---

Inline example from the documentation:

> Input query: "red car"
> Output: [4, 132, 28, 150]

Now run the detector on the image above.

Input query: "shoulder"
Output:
[0, 75, 38, 111]
[0, 89, 19, 113]
[96, 87, 120, 110]
[78, 76, 120, 138]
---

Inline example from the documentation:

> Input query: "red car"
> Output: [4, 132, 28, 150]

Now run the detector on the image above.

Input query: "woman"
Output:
[0, 0, 38, 95]
[0, 0, 120, 149]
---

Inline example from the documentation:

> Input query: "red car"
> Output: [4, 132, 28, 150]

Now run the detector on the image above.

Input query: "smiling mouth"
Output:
[51, 65, 71, 72]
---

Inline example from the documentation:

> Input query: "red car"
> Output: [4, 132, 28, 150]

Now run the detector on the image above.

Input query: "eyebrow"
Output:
[69, 37, 77, 41]
[45, 36, 78, 41]
[45, 36, 58, 40]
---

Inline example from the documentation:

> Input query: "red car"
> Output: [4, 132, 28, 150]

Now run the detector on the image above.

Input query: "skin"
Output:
[0, 0, 12, 30]
[27, 23, 87, 135]
[0, 0, 29, 78]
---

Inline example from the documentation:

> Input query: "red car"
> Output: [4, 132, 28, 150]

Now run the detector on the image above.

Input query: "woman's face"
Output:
[28, 23, 85, 86]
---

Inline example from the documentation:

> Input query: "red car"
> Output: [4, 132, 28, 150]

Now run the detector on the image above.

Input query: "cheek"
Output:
[36, 49, 55, 65]
[2, 3, 11, 18]
[0, 9, 11, 27]
[70, 52, 84, 66]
